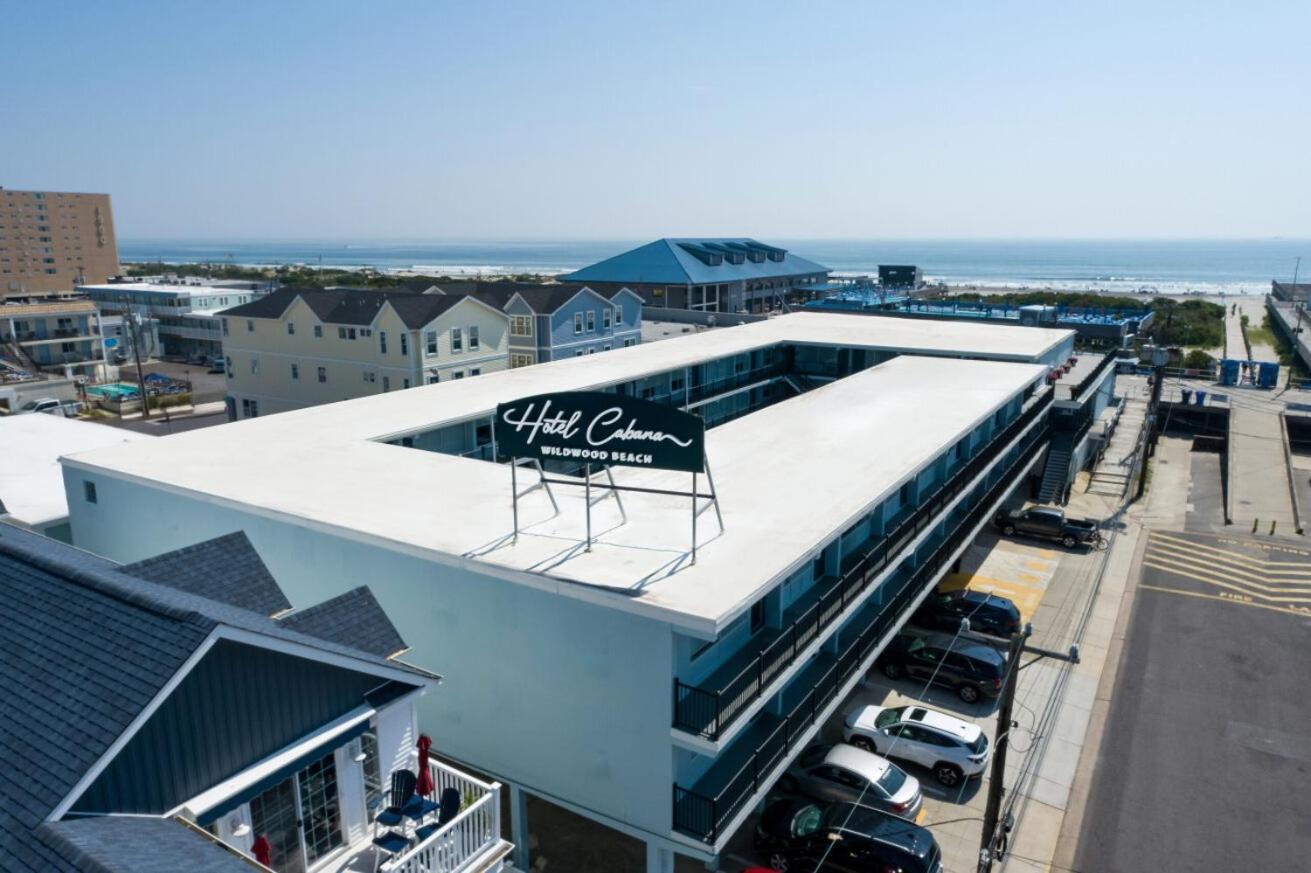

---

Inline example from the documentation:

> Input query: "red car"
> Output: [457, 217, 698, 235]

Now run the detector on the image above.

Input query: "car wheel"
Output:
[934, 763, 964, 787]
[778, 775, 799, 794]
[883, 662, 903, 680]
[1061, 534, 1077, 548]
[1002, 524, 1016, 536]
[768, 851, 791, 872]
[958, 683, 981, 704]
[850, 735, 877, 754]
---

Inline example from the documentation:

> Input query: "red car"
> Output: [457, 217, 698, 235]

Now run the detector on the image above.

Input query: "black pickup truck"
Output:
[994, 506, 1103, 549]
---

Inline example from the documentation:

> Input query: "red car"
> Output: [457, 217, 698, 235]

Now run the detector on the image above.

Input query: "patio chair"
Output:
[371, 770, 419, 873]
[414, 787, 462, 842]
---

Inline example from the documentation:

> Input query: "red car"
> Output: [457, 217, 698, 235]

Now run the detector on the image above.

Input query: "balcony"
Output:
[326, 758, 511, 873]
[672, 389, 1053, 742]
[672, 422, 1050, 844]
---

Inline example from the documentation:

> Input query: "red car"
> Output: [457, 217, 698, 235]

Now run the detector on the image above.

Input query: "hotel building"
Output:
[81, 280, 263, 362]
[62, 312, 1089, 871]
[0, 188, 120, 296]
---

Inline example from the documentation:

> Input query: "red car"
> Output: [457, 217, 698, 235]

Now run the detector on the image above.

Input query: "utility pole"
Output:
[978, 629, 1027, 872]
[127, 311, 150, 420]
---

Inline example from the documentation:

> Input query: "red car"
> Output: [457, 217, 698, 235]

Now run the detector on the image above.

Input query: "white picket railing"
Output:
[381, 760, 503, 873]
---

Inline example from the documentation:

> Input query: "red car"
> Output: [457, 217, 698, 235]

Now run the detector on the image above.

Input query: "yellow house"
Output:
[219, 287, 510, 419]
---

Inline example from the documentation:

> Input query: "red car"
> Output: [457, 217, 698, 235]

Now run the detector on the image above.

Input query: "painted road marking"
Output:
[1140, 582, 1311, 618]
[1148, 537, 1311, 578]
[1143, 548, 1311, 593]
[941, 539, 1058, 621]
[1143, 559, 1311, 604]
[1153, 530, 1311, 565]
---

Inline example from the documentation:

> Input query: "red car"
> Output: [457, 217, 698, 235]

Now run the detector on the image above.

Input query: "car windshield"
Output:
[791, 805, 823, 838]
[875, 707, 903, 729]
[877, 764, 907, 795]
[968, 734, 988, 755]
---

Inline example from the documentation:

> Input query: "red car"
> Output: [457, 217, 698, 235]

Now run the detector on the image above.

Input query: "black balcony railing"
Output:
[672, 423, 1050, 843]
[672, 388, 1053, 741]
[1066, 350, 1117, 400]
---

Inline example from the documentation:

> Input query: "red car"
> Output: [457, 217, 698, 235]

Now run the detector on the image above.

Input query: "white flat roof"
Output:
[0, 415, 152, 528]
[79, 282, 252, 298]
[63, 312, 1062, 632]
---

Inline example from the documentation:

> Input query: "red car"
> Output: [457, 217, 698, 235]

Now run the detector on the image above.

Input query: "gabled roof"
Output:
[0, 525, 431, 872]
[37, 817, 259, 873]
[562, 238, 830, 286]
[120, 531, 291, 617]
[278, 586, 409, 658]
[504, 283, 604, 314]
[218, 285, 508, 330]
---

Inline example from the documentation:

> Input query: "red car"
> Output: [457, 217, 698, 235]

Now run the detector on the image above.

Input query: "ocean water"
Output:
[118, 238, 1310, 295]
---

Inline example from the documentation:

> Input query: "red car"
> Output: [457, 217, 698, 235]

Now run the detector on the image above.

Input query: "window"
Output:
[603, 343, 612, 351]
[400, 334, 408, 355]
[363, 371, 376, 383]
[379, 331, 387, 354]
[317, 366, 327, 383]
[314, 324, 323, 338]
[586, 347, 595, 354]
[427, 375, 439, 384]
[246, 319, 254, 332]
[338, 327, 347, 339]
[624, 338, 636, 347]
[575, 350, 584, 357]
[574, 312, 583, 334]
[451, 327, 462, 352]
[510, 315, 532, 336]
[382, 376, 390, 392]
[83, 481, 97, 504]
[348, 327, 356, 340]
[224, 355, 232, 377]
[469, 368, 480, 377]
[287, 321, 295, 335]
[241, 398, 259, 418]
[291, 363, 299, 380]
[613, 305, 621, 326]
[402, 378, 410, 389]
[425, 330, 437, 354]
[468, 325, 479, 350]
[510, 353, 533, 368]
[359, 732, 383, 815]
[452, 371, 464, 379]
[221, 318, 229, 336]
[603, 308, 611, 329]
[250, 358, 259, 375]
[750, 599, 766, 633]
[585, 310, 595, 331]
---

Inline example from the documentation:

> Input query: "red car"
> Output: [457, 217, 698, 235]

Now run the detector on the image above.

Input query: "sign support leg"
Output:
[585, 463, 592, 552]
[511, 456, 519, 542]
[691, 471, 698, 564]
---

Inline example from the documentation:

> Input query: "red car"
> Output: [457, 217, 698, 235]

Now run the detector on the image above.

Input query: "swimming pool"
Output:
[86, 382, 141, 399]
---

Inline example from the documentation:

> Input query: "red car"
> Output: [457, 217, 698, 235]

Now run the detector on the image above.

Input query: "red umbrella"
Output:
[251, 835, 271, 868]
[415, 734, 434, 797]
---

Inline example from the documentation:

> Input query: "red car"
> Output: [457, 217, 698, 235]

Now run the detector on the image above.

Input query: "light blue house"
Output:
[563, 238, 830, 314]
[503, 284, 643, 367]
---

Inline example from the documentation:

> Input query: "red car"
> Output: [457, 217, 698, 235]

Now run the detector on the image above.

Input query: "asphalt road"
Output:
[1075, 530, 1311, 872]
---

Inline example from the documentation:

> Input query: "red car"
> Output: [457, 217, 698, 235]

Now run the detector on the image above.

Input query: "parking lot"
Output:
[716, 524, 1113, 873]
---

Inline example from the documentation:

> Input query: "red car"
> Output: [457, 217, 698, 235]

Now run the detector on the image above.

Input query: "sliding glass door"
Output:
[248, 751, 345, 873]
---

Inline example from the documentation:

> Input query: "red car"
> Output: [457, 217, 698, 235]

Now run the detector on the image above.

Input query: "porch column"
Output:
[510, 784, 530, 871]
[645, 841, 674, 873]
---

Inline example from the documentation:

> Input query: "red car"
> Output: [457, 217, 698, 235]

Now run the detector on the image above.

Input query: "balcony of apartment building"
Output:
[671, 405, 1051, 846]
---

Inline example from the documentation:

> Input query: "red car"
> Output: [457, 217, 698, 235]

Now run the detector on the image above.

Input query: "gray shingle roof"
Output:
[120, 532, 291, 616]
[278, 586, 408, 658]
[0, 525, 434, 873]
[37, 817, 260, 873]
[506, 284, 597, 314]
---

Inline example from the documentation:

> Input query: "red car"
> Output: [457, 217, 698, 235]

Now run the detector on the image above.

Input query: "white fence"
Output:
[382, 760, 504, 873]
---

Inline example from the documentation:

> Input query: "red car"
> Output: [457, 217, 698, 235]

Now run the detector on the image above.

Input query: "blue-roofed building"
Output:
[562, 238, 830, 314]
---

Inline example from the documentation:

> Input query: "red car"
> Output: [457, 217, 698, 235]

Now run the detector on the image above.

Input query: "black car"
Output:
[754, 798, 943, 873]
[877, 631, 1006, 703]
[913, 589, 1021, 638]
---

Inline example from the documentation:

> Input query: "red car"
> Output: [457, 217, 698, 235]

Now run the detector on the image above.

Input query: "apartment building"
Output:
[0, 188, 119, 296]
[82, 280, 262, 361]
[563, 238, 829, 314]
[218, 286, 510, 419]
[504, 284, 642, 366]
[0, 523, 510, 873]
[0, 298, 104, 375]
[63, 312, 1084, 872]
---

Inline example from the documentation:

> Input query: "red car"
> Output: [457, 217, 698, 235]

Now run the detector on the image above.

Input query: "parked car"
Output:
[754, 798, 943, 873]
[18, 397, 67, 416]
[994, 505, 1102, 549]
[877, 631, 1006, 704]
[842, 704, 990, 787]
[208, 358, 226, 374]
[913, 589, 1021, 638]
[780, 744, 923, 821]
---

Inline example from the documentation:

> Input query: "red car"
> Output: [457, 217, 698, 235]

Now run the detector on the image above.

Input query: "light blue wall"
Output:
[63, 472, 680, 838]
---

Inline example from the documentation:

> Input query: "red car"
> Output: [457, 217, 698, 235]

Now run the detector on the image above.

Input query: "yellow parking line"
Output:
[1140, 583, 1311, 618]
[1023, 560, 1051, 572]
[915, 808, 927, 825]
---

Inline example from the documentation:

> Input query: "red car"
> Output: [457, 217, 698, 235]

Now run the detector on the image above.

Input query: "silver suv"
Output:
[843, 703, 990, 787]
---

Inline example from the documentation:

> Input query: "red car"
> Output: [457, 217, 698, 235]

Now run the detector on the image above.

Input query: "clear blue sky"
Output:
[3, 1, 1308, 240]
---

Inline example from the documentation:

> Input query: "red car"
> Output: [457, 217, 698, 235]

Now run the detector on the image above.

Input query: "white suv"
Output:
[843, 703, 989, 787]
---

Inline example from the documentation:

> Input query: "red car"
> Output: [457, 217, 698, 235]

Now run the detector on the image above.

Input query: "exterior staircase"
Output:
[1038, 445, 1072, 503]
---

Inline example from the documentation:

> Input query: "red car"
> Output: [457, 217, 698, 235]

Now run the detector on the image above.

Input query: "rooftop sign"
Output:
[495, 391, 705, 473]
